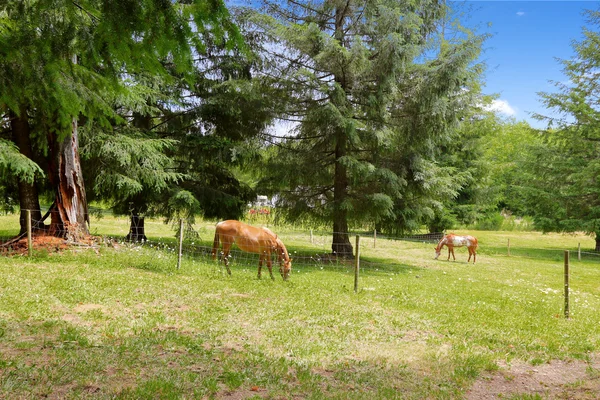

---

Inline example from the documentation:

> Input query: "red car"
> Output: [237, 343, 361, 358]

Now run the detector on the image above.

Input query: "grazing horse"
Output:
[434, 234, 478, 263]
[211, 220, 292, 280]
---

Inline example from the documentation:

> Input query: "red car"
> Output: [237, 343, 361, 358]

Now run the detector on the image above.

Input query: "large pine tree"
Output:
[0, 0, 240, 239]
[247, 0, 485, 255]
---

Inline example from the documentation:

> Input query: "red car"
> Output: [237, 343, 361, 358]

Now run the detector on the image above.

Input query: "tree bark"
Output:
[47, 118, 89, 241]
[332, 129, 354, 257]
[330, 5, 354, 258]
[595, 232, 600, 252]
[10, 107, 44, 234]
[125, 213, 147, 242]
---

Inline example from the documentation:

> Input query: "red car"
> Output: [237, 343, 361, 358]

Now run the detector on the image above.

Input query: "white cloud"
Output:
[516, 11, 525, 17]
[485, 99, 517, 116]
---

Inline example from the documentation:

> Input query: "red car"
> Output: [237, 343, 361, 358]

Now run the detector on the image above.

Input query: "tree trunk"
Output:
[126, 213, 147, 242]
[122, 113, 153, 243]
[330, 6, 353, 258]
[47, 118, 89, 241]
[331, 126, 353, 257]
[10, 107, 44, 234]
[595, 232, 600, 252]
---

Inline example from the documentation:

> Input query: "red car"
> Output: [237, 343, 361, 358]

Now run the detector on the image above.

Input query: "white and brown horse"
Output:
[211, 220, 292, 280]
[434, 234, 478, 263]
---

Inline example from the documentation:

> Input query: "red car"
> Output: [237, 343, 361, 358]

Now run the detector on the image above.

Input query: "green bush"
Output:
[475, 213, 504, 231]
[500, 215, 535, 231]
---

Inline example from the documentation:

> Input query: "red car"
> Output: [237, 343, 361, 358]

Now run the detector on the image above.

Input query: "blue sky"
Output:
[228, 0, 600, 129]
[462, 1, 599, 128]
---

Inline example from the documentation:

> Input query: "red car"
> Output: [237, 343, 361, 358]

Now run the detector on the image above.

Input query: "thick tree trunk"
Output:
[10, 107, 44, 234]
[126, 213, 147, 242]
[47, 118, 89, 241]
[330, 6, 353, 259]
[332, 126, 353, 257]
[595, 233, 600, 252]
[332, 146, 354, 257]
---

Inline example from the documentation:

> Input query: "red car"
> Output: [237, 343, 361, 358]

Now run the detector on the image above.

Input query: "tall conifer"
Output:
[0, 0, 240, 239]
[249, 0, 485, 255]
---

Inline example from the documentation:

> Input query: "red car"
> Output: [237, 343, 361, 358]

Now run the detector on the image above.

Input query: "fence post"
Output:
[177, 218, 184, 270]
[507, 239, 510, 257]
[310, 229, 313, 244]
[578, 242, 581, 261]
[373, 229, 376, 248]
[564, 250, 570, 319]
[27, 209, 32, 257]
[354, 235, 360, 293]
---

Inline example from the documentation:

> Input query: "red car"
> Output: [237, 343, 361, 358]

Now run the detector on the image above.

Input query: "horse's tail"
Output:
[211, 227, 220, 260]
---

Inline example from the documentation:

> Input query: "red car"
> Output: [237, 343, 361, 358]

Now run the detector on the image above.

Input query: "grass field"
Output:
[0, 214, 599, 399]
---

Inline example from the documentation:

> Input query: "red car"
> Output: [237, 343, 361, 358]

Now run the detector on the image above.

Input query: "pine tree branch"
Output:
[275, 0, 333, 21]
[261, 132, 327, 140]
[72, 2, 99, 24]
[262, 47, 332, 75]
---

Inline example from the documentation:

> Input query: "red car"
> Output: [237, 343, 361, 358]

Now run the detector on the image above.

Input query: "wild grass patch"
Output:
[0, 223, 598, 398]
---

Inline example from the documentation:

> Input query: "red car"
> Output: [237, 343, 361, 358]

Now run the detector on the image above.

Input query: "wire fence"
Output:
[2, 209, 598, 319]
[1, 209, 600, 269]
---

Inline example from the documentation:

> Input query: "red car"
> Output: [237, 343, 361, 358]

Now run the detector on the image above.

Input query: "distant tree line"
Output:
[1, 1, 599, 252]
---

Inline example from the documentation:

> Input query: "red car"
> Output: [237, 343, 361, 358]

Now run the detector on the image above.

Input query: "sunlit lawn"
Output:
[0, 213, 599, 398]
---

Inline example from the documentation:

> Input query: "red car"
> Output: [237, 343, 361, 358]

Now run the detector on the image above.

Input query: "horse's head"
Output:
[434, 248, 441, 259]
[280, 257, 292, 281]
[275, 238, 292, 280]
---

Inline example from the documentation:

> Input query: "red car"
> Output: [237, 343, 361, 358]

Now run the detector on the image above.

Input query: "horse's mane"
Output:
[261, 226, 277, 239]
[261, 227, 290, 259]
[261, 227, 280, 248]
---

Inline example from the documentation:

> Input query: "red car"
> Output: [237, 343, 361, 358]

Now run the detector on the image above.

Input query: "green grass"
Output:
[0, 214, 599, 398]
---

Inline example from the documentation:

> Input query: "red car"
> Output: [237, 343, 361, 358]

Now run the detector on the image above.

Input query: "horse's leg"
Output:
[258, 253, 263, 279]
[222, 242, 232, 275]
[468, 251, 472, 263]
[473, 249, 476, 264]
[447, 246, 451, 261]
[211, 231, 220, 260]
[277, 251, 283, 277]
[266, 251, 275, 280]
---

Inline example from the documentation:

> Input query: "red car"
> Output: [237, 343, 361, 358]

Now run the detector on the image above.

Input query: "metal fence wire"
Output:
[1, 209, 599, 267]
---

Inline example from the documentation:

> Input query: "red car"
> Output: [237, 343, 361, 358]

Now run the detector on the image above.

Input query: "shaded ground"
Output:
[467, 358, 600, 399]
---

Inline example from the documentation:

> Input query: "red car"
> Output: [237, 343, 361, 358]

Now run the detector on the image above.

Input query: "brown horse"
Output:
[211, 220, 292, 280]
[434, 234, 478, 263]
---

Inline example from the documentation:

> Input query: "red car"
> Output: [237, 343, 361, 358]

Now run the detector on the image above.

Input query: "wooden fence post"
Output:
[507, 239, 510, 257]
[27, 209, 32, 257]
[310, 229, 313, 244]
[177, 218, 184, 270]
[564, 250, 570, 319]
[578, 243, 581, 261]
[373, 229, 376, 248]
[354, 235, 360, 293]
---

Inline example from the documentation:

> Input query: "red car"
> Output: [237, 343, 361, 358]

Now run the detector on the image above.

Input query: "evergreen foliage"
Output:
[0, 139, 43, 184]
[246, 0, 487, 246]
[527, 8, 600, 250]
[0, 0, 251, 232]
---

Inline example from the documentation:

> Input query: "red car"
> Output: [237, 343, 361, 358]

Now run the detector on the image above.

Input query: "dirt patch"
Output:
[74, 303, 106, 313]
[218, 386, 268, 400]
[466, 358, 600, 399]
[1, 233, 100, 255]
